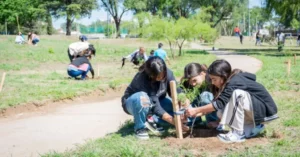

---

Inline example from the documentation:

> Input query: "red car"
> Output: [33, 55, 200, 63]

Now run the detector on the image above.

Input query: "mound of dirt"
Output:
[165, 128, 269, 156]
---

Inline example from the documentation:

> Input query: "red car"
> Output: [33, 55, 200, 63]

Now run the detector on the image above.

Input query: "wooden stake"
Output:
[97, 64, 100, 77]
[294, 54, 296, 65]
[170, 81, 183, 139]
[287, 59, 291, 77]
[0, 72, 6, 92]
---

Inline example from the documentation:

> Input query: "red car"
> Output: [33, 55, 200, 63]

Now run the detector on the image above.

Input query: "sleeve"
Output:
[144, 53, 148, 61]
[124, 50, 137, 59]
[87, 60, 94, 77]
[150, 96, 166, 118]
[211, 80, 246, 111]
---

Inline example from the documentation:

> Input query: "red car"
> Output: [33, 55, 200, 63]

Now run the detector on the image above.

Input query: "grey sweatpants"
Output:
[218, 89, 255, 136]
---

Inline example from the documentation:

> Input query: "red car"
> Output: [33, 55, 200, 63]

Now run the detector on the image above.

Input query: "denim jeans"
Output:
[125, 92, 152, 131]
[67, 65, 90, 80]
[198, 91, 218, 123]
[32, 38, 39, 45]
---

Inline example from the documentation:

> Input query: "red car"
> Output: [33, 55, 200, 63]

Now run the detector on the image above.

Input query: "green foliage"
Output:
[48, 48, 54, 54]
[50, 0, 98, 35]
[100, 0, 129, 38]
[266, 0, 300, 28]
[142, 16, 217, 56]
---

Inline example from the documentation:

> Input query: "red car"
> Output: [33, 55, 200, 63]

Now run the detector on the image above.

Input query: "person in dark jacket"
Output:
[121, 56, 189, 140]
[67, 55, 94, 80]
[181, 63, 218, 128]
[186, 59, 278, 143]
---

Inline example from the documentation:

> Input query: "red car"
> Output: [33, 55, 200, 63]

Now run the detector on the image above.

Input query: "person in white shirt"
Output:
[68, 42, 96, 62]
[122, 47, 148, 67]
[15, 32, 25, 44]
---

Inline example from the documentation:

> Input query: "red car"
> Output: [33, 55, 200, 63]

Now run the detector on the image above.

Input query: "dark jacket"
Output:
[212, 72, 278, 124]
[71, 56, 94, 77]
[121, 68, 181, 117]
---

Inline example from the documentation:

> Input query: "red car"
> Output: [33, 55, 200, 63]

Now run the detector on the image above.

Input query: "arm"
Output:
[124, 51, 137, 59]
[186, 103, 215, 117]
[87, 60, 94, 78]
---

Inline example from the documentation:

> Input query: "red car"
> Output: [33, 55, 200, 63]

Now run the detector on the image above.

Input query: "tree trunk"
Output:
[66, 13, 72, 36]
[168, 40, 175, 59]
[46, 11, 53, 35]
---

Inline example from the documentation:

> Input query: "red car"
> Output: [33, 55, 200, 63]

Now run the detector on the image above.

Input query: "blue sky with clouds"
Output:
[53, 0, 263, 29]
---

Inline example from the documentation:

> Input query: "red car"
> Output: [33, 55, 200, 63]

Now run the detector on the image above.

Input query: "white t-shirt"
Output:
[15, 36, 24, 43]
[68, 42, 89, 56]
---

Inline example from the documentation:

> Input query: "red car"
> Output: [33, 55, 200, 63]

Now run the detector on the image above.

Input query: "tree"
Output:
[197, 0, 247, 28]
[100, 0, 129, 38]
[266, 0, 300, 28]
[0, 0, 44, 34]
[143, 17, 217, 56]
[50, 0, 98, 36]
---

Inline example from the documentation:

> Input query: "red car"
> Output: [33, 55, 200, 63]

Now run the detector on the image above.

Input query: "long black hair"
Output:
[139, 56, 167, 81]
[181, 63, 207, 88]
[207, 59, 241, 98]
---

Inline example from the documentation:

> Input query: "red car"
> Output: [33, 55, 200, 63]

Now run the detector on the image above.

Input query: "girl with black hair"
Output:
[186, 59, 278, 143]
[121, 56, 188, 140]
[181, 63, 218, 128]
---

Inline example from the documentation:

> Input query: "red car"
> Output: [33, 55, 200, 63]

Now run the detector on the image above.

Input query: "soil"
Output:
[165, 128, 269, 156]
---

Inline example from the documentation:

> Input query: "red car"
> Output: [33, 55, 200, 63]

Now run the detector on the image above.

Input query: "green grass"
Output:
[41, 50, 300, 157]
[0, 35, 215, 109]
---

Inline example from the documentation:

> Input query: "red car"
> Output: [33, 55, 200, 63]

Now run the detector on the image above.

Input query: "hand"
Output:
[186, 108, 199, 117]
[181, 99, 190, 108]
[181, 124, 190, 132]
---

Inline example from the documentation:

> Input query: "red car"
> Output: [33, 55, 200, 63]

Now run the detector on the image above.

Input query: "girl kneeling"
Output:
[186, 59, 278, 143]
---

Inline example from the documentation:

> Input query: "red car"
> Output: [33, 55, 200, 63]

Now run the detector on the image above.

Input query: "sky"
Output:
[52, 0, 263, 29]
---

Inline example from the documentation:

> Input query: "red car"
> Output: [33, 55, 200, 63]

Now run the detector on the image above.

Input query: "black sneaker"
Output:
[145, 121, 165, 135]
[135, 128, 149, 140]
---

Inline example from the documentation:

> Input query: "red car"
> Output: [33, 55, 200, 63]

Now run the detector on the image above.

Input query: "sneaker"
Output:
[135, 128, 149, 140]
[145, 121, 164, 135]
[216, 124, 225, 132]
[217, 131, 246, 143]
[248, 124, 265, 138]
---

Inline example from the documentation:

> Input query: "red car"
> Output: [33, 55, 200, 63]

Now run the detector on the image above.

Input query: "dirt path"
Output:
[0, 44, 263, 157]
[0, 98, 131, 157]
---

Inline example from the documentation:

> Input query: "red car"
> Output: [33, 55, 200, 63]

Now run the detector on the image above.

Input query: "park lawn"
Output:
[41, 52, 300, 156]
[0, 35, 215, 109]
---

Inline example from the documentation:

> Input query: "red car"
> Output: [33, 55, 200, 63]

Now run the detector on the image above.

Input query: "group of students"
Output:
[15, 32, 40, 45]
[67, 35, 96, 80]
[121, 55, 278, 143]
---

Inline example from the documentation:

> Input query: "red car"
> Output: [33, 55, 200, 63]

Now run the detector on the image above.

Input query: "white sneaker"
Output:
[217, 131, 246, 143]
[248, 124, 265, 138]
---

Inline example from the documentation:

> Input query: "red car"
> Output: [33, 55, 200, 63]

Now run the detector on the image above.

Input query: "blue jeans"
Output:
[125, 92, 152, 131]
[125, 92, 174, 131]
[32, 38, 39, 45]
[67, 65, 90, 80]
[198, 92, 218, 123]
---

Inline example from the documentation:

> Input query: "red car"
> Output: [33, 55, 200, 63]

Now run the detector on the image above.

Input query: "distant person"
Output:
[297, 33, 300, 46]
[121, 47, 148, 68]
[239, 34, 243, 44]
[79, 35, 88, 42]
[68, 42, 96, 62]
[278, 32, 285, 52]
[255, 31, 261, 46]
[67, 54, 94, 80]
[15, 32, 25, 44]
[234, 26, 240, 36]
[27, 32, 40, 46]
[153, 43, 171, 64]
[149, 50, 154, 57]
